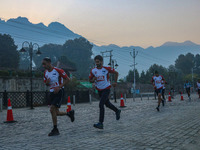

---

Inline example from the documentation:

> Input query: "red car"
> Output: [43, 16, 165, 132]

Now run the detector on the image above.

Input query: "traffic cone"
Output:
[120, 94, 126, 107]
[168, 92, 172, 102]
[4, 99, 17, 123]
[181, 92, 184, 101]
[67, 96, 71, 112]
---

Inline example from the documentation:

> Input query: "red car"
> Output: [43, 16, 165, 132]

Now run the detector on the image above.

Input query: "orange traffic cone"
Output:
[120, 94, 126, 107]
[67, 96, 71, 112]
[4, 99, 17, 123]
[181, 92, 184, 101]
[168, 92, 172, 102]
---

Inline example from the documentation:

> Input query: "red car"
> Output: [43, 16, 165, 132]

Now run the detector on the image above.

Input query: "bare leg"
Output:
[55, 107, 67, 116]
[158, 93, 162, 106]
[50, 105, 58, 126]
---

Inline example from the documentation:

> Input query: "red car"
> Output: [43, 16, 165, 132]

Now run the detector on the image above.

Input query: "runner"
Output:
[151, 71, 165, 111]
[89, 55, 121, 129]
[196, 79, 200, 99]
[161, 79, 167, 102]
[42, 57, 75, 136]
[184, 80, 191, 100]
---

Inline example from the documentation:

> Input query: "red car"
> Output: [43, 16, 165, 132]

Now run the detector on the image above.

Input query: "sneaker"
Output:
[93, 122, 103, 129]
[162, 100, 165, 107]
[116, 109, 121, 120]
[67, 110, 75, 122]
[48, 128, 59, 136]
[156, 107, 160, 112]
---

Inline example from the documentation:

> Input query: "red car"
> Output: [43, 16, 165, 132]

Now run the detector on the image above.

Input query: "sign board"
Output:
[80, 82, 93, 88]
[131, 88, 140, 94]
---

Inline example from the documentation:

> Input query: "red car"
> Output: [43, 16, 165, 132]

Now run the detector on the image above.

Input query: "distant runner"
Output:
[162, 79, 167, 101]
[184, 80, 191, 100]
[196, 79, 200, 99]
[42, 57, 75, 136]
[89, 55, 121, 129]
[151, 71, 165, 111]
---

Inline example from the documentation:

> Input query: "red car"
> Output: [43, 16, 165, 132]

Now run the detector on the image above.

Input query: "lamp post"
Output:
[19, 42, 41, 109]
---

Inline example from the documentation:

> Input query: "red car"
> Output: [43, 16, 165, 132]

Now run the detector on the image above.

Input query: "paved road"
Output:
[0, 94, 200, 150]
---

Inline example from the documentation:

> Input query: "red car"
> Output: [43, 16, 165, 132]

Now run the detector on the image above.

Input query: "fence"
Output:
[0, 90, 90, 109]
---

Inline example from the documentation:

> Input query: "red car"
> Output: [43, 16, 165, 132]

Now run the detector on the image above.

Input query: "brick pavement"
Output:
[0, 94, 200, 150]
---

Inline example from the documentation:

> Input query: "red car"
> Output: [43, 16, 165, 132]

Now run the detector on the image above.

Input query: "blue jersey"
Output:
[184, 83, 191, 88]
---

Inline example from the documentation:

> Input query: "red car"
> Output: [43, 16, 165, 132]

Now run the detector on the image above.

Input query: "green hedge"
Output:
[0, 70, 43, 78]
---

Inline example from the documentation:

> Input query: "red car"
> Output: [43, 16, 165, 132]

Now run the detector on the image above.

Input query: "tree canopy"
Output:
[0, 34, 19, 69]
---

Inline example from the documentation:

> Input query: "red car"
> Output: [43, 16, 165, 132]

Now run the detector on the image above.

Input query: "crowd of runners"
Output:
[42, 55, 200, 136]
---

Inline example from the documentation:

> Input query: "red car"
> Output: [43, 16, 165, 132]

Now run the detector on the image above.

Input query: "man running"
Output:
[42, 57, 75, 136]
[196, 79, 200, 98]
[184, 80, 191, 100]
[89, 55, 121, 129]
[161, 79, 167, 101]
[151, 71, 165, 111]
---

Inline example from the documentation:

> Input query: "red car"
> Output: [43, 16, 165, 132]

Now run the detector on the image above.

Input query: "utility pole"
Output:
[192, 68, 194, 92]
[130, 49, 138, 101]
[101, 50, 116, 102]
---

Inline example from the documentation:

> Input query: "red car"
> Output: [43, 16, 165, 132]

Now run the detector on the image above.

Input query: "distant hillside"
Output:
[1, 17, 200, 78]
[0, 16, 81, 47]
[92, 41, 200, 78]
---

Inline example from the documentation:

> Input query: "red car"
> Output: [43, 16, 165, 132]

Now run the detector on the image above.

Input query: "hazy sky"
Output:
[0, 0, 200, 48]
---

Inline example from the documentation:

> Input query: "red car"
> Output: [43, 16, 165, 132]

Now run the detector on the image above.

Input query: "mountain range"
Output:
[0, 16, 200, 78]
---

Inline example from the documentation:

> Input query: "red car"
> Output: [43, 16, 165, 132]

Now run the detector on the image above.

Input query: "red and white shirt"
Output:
[151, 75, 164, 89]
[89, 66, 115, 91]
[44, 67, 69, 92]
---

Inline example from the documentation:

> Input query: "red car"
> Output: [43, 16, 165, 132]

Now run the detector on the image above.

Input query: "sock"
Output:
[54, 125, 57, 129]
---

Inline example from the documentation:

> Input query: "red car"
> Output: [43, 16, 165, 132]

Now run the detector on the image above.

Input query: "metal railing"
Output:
[0, 90, 90, 109]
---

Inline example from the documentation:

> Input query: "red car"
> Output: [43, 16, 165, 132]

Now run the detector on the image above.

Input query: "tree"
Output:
[126, 69, 139, 83]
[0, 34, 19, 69]
[33, 43, 63, 69]
[194, 54, 200, 75]
[58, 55, 76, 70]
[63, 37, 93, 79]
[175, 53, 194, 74]
[138, 64, 168, 84]
[139, 70, 146, 84]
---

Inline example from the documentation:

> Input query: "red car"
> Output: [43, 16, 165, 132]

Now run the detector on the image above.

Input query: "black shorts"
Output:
[186, 88, 190, 93]
[198, 89, 200, 94]
[155, 88, 163, 95]
[49, 88, 65, 108]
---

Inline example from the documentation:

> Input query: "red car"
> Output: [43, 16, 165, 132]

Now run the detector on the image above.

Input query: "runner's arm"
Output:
[89, 77, 97, 83]
[58, 77, 70, 88]
[89, 69, 97, 83]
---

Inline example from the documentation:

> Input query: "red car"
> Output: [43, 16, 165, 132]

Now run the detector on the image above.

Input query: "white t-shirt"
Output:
[151, 75, 164, 89]
[89, 66, 115, 91]
[44, 67, 69, 92]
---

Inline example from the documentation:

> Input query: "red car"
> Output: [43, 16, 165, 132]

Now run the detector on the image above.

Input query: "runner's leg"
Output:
[99, 89, 110, 123]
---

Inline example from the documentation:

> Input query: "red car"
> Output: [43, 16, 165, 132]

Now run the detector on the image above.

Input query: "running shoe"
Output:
[67, 110, 75, 122]
[93, 122, 103, 129]
[48, 128, 59, 136]
[116, 109, 121, 120]
[156, 107, 160, 112]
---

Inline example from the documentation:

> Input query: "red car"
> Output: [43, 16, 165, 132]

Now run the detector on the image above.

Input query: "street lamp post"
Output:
[20, 42, 41, 109]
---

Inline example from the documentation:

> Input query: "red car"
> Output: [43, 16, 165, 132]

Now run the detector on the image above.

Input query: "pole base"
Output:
[4, 120, 17, 123]
[120, 106, 127, 108]
[28, 107, 34, 110]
